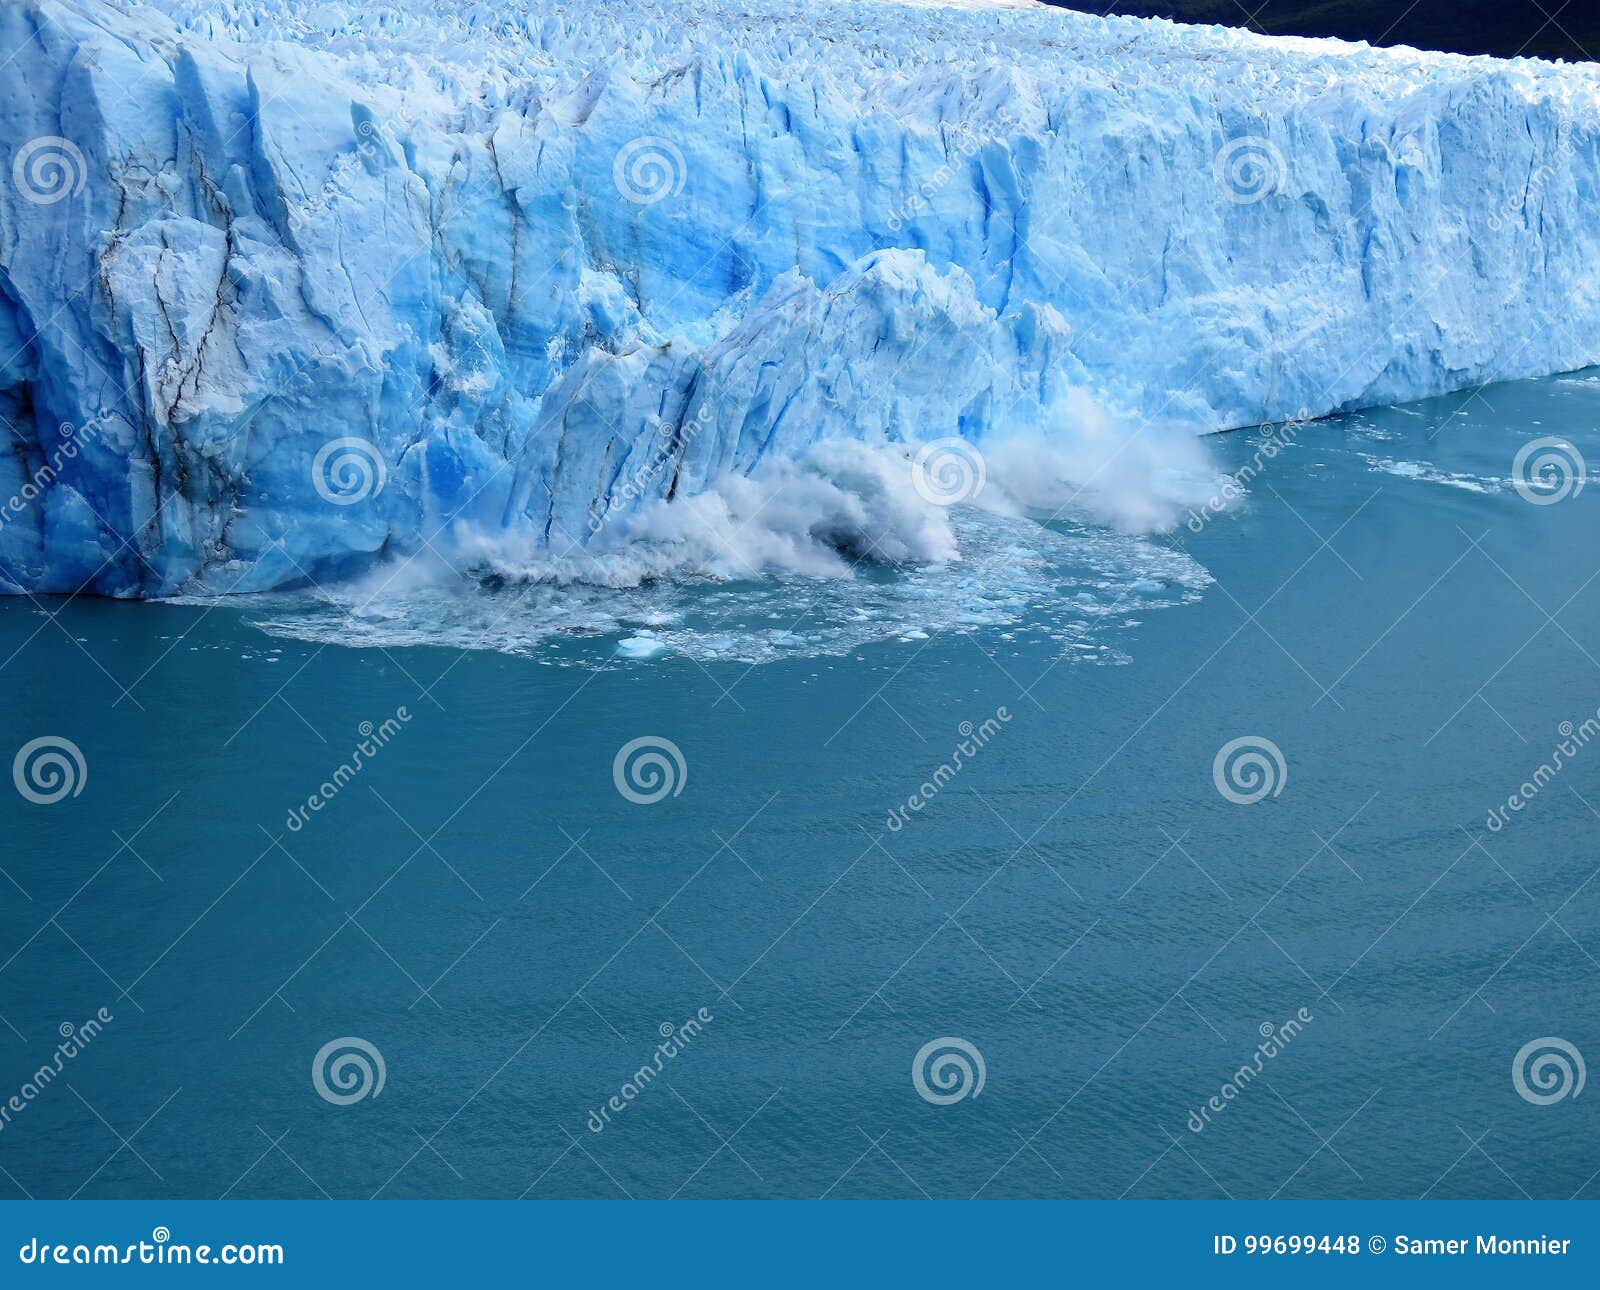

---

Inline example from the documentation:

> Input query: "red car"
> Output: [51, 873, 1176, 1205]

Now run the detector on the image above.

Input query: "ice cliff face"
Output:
[3, 0, 1600, 596]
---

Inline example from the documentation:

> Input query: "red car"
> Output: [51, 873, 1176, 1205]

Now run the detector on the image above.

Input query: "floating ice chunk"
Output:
[617, 635, 668, 659]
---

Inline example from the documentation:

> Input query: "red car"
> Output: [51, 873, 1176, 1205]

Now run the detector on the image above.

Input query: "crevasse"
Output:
[3, 0, 1600, 596]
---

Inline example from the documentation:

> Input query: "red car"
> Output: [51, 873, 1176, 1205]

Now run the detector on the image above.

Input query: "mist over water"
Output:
[238, 412, 1224, 667]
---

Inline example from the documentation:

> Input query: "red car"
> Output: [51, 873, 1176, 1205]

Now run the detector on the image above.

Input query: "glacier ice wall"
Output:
[4, 0, 1600, 595]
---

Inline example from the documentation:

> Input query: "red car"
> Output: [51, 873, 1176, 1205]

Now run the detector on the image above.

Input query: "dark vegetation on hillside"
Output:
[1052, 2, 1599, 62]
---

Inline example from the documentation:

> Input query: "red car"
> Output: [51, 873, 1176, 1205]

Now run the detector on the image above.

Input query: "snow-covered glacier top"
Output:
[4, 0, 1600, 599]
[124, 0, 1600, 111]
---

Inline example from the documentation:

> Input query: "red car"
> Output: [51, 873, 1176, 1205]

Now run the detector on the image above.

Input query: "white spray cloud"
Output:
[451, 392, 1224, 589]
[977, 390, 1223, 534]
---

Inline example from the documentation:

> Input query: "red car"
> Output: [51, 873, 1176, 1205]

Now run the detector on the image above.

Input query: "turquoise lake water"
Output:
[2, 372, 1598, 1199]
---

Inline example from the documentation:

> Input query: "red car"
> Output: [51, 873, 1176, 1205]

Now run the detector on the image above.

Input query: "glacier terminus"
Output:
[4, 0, 1600, 599]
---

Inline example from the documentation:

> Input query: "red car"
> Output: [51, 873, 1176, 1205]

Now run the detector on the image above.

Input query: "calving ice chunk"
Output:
[4, 0, 1600, 596]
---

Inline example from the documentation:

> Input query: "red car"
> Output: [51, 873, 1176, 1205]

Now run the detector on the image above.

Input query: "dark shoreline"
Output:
[1052, 1, 1600, 63]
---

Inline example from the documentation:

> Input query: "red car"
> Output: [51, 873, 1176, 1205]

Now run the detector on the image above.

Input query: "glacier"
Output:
[4, 0, 1600, 598]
